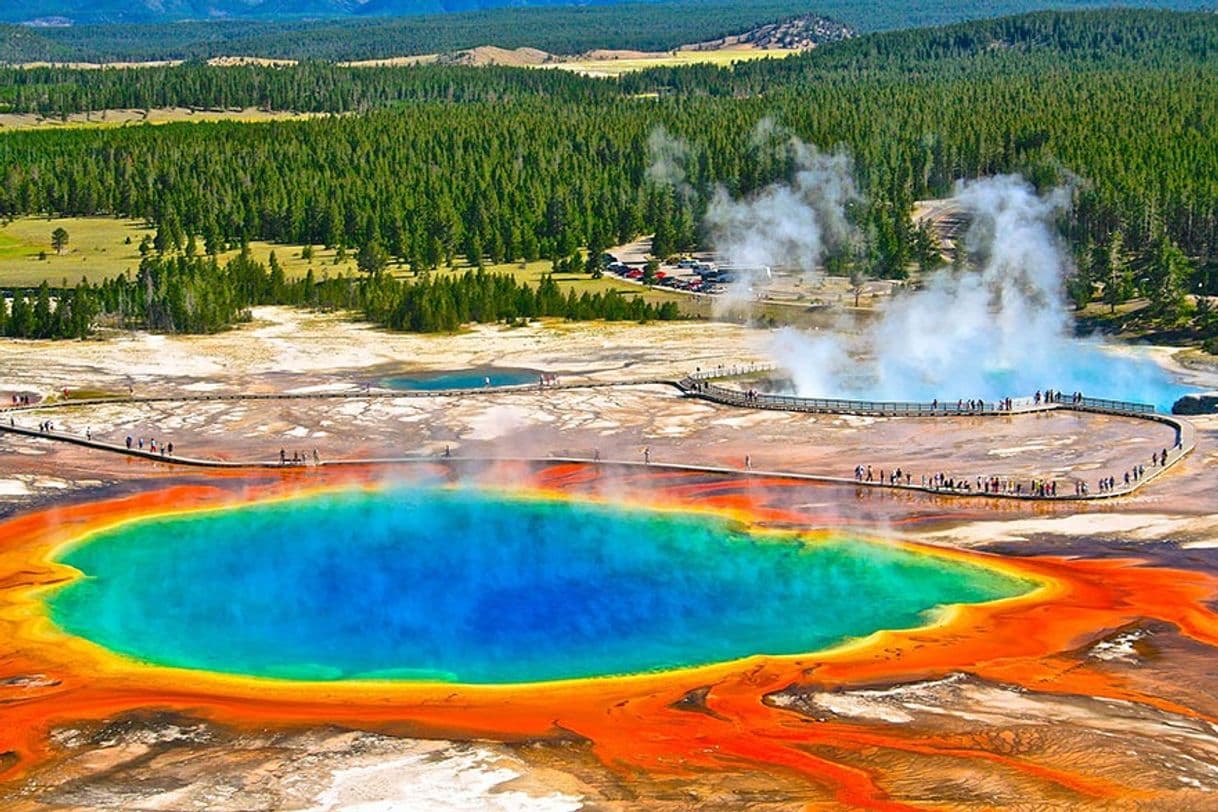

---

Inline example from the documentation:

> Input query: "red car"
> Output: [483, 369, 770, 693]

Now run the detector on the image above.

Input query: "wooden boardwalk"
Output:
[0, 371, 1197, 502]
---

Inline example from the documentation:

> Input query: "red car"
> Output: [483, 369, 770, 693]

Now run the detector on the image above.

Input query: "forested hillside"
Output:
[2, 0, 1214, 63]
[6, 11, 1216, 117]
[2, 2, 831, 63]
[1, 9, 1215, 338]
[623, 9, 1218, 90]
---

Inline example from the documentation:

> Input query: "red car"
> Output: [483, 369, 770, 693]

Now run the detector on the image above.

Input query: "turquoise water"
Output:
[873, 343, 1194, 412]
[382, 368, 540, 391]
[786, 342, 1194, 412]
[50, 489, 1030, 684]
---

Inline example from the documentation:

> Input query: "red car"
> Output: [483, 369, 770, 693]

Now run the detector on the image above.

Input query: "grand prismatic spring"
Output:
[47, 488, 1030, 684]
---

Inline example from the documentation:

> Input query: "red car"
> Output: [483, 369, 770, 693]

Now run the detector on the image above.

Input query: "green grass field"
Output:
[0, 216, 365, 286]
[0, 217, 150, 285]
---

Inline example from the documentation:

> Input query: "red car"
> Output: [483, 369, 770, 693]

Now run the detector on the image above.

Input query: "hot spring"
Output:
[49, 489, 1031, 684]
[382, 367, 541, 391]
[773, 338, 1195, 413]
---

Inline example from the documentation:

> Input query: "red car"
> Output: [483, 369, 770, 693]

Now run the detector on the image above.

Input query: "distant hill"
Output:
[684, 13, 854, 50]
[3, 0, 1216, 26]
[2, 0, 666, 26]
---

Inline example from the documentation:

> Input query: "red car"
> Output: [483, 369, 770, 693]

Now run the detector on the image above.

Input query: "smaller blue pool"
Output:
[383, 367, 542, 391]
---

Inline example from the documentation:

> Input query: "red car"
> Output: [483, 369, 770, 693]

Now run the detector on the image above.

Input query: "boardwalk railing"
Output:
[683, 366, 1157, 418]
[689, 363, 776, 381]
[1070, 395, 1155, 415]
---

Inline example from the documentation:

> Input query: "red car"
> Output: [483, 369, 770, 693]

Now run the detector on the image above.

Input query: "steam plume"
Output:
[772, 174, 1183, 406]
[704, 139, 858, 277]
[645, 126, 692, 197]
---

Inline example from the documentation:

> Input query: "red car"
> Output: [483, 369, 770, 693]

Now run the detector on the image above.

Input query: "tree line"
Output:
[0, 62, 615, 118]
[0, 252, 681, 339]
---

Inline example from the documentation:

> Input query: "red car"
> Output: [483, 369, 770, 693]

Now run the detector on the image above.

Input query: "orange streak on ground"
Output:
[1, 463, 1217, 810]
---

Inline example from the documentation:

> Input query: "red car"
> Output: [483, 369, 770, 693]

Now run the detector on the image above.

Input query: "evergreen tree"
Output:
[1144, 234, 1191, 325]
[51, 226, 70, 255]
[357, 241, 389, 274]
[32, 282, 53, 338]
[8, 293, 32, 338]
[1101, 230, 1130, 314]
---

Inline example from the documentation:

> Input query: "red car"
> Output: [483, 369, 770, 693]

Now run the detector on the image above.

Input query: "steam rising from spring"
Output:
[773, 175, 1186, 407]
[639, 125, 1184, 406]
[645, 126, 692, 197]
[869, 176, 1072, 398]
[643, 121, 858, 303]
[704, 144, 858, 277]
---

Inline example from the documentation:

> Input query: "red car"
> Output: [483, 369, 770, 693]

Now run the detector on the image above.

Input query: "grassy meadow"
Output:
[548, 47, 797, 78]
[0, 216, 359, 286]
[0, 107, 327, 133]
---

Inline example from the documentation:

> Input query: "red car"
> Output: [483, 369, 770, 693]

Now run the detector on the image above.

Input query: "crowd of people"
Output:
[852, 465, 1069, 496]
[10, 418, 183, 459]
[279, 448, 321, 466]
[688, 379, 1100, 417]
[1034, 389, 1088, 405]
[125, 435, 174, 457]
[852, 440, 1182, 498]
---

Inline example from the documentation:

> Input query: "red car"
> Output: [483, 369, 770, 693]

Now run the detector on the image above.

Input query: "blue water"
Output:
[50, 489, 1030, 684]
[893, 344, 1193, 412]
[788, 341, 1195, 412]
[383, 368, 540, 391]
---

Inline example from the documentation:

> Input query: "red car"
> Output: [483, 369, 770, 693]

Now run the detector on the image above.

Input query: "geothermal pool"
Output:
[49, 489, 1030, 684]
[382, 367, 540, 391]
[779, 341, 1195, 412]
